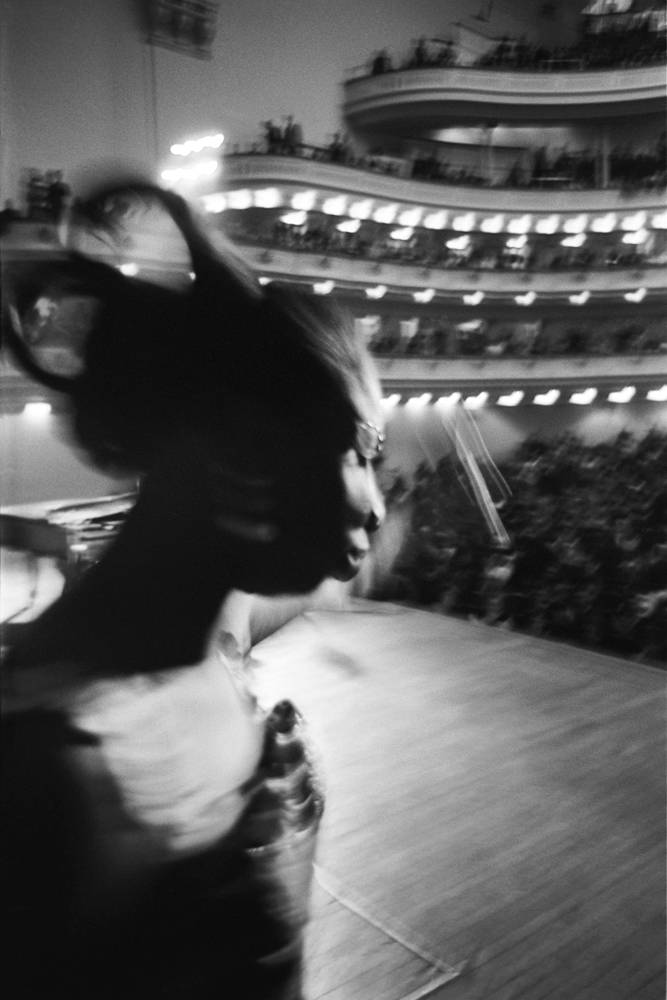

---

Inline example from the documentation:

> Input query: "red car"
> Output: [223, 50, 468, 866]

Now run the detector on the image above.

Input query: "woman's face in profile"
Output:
[213, 389, 386, 595]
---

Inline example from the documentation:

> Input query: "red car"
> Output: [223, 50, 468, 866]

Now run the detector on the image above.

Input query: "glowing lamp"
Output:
[533, 389, 559, 406]
[570, 387, 597, 405]
[608, 386, 635, 404]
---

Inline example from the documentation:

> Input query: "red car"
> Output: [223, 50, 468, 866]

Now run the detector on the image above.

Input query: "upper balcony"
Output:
[342, 63, 667, 132]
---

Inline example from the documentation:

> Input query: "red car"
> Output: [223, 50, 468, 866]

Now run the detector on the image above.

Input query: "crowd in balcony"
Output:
[367, 316, 666, 360]
[375, 429, 667, 666]
[363, 18, 665, 78]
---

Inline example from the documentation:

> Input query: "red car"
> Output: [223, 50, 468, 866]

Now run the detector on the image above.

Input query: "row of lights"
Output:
[383, 385, 667, 410]
[202, 188, 667, 236]
[19, 385, 666, 421]
[295, 278, 649, 306]
[161, 132, 225, 186]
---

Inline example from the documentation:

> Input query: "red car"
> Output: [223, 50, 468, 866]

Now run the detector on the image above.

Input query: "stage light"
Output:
[258, 276, 272, 285]
[452, 212, 475, 231]
[280, 209, 307, 225]
[22, 401, 52, 419]
[170, 133, 224, 156]
[337, 218, 361, 233]
[423, 210, 448, 229]
[413, 288, 435, 303]
[463, 290, 484, 306]
[515, 291, 536, 306]
[373, 203, 398, 224]
[118, 262, 139, 276]
[569, 291, 590, 305]
[226, 188, 253, 209]
[480, 214, 504, 233]
[383, 394, 401, 408]
[446, 234, 470, 251]
[322, 195, 347, 216]
[349, 199, 373, 219]
[435, 392, 461, 407]
[533, 389, 560, 406]
[651, 210, 667, 229]
[570, 387, 597, 405]
[624, 287, 647, 303]
[563, 214, 588, 234]
[254, 187, 282, 208]
[561, 232, 586, 248]
[390, 226, 414, 241]
[535, 214, 560, 234]
[366, 284, 387, 299]
[463, 391, 488, 410]
[497, 391, 524, 407]
[201, 192, 226, 213]
[406, 393, 432, 408]
[621, 210, 646, 231]
[313, 280, 334, 295]
[291, 190, 317, 210]
[608, 386, 635, 403]
[398, 207, 423, 227]
[647, 385, 667, 402]
[591, 212, 616, 233]
[507, 214, 531, 234]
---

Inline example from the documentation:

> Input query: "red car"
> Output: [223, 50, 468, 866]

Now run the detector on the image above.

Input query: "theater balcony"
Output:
[342, 64, 667, 133]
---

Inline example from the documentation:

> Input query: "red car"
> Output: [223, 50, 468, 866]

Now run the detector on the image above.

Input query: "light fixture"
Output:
[398, 207, 423, 227]
[435, 392, 461, 407]
[507, 214, 532, 234]
[591, 213, 616, 233]
[608, 386, 636, 403]
[563, 214, 588, 234]
[406, 393, 432, 408]
[505, 234, 528, 249]
[622, 228, 649, 245]
[161, 159, 219, 185]
[533, 389, 560, 406]
[373, 203, 398, 225]
[383, 393, 401, 407]
[413, 288, 435, 303]
[22, 401, 52, 419]
[535, 214, 560, 234]
[365, 284, 387, 299]
[561, 232, 586, 248]
[570, 387, 597, 405]
[569, 291, 590, 305]
[291, 190, 317, 211]
[258, 276, 272, 285]
[446, 234, 470, 251]
[463, 391, 488, 410]
[337, 218, 361, 233]
[497, 390, 524, 407]
[463, 290, 484, 306]
[480, 214, 504, 233]
[647, 385, 667, 402]
[279, 209, 307, 226]
[651, 210, 667, 229]
[390, 226, 414, 241]
[349, 198, 374, 219]
[322, 195, 348, 216]
[452, 212, 475, 231]
[226, 188, 253, 210]
[313, 280, 334, 295]
[423, 210, 448, 229]
[201, 192, 227, 213]
[118, 262, 139, 276]
[621, 210, 646, 232]
[254, 187, 282, 208]
[515, 291, 536, 306]
[170, 132, 224, 157]
[624, 287, 647, 303]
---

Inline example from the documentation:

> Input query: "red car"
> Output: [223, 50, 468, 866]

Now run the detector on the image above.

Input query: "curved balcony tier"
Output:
[375, 354, 667, 397]
[222, 154, 666, 222]
[236, 244, 666, 311]
[342, 65, 667, 130]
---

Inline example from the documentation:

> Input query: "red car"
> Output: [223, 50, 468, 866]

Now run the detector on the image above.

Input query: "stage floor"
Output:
[250, 603, 666, 1000]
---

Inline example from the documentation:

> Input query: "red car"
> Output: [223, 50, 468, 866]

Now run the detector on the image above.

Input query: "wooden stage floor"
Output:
[251, 603, 666, 1000]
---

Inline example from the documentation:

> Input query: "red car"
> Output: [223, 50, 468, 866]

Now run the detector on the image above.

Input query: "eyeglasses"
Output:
[355, 420, 385, 461]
